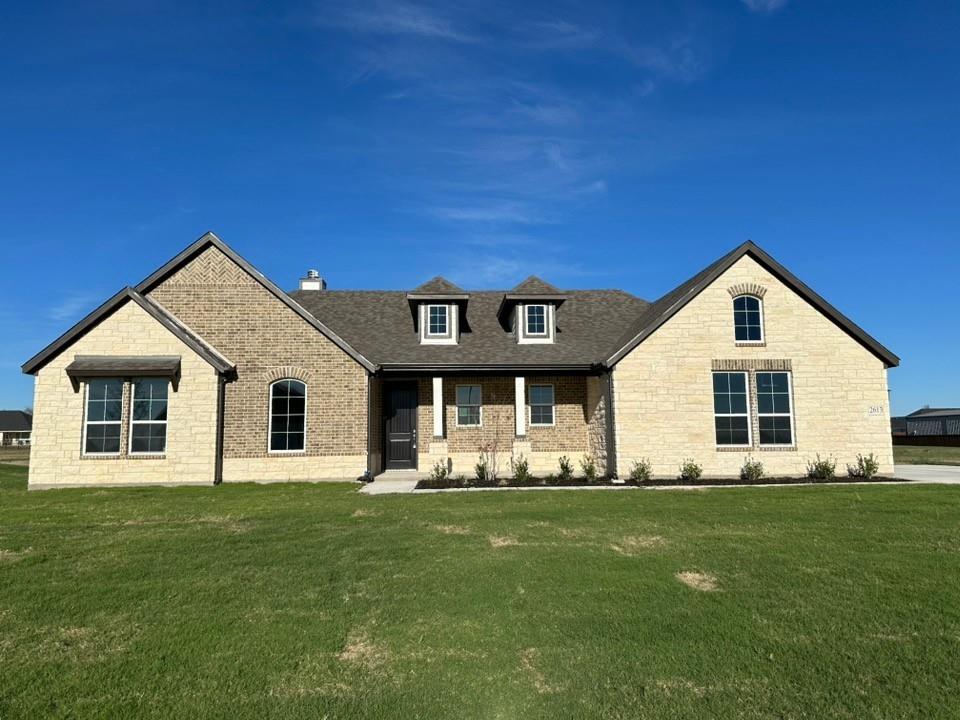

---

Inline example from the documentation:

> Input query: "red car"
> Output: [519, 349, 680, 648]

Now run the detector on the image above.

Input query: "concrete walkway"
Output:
[893, 464, 960, 483]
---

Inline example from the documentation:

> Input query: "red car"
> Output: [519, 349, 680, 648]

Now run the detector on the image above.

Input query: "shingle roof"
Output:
[906, 408, 960, 418]
[511, 276, 562, 294]
[0, 410, 32, 432]
[291, 288, 649, 369]
[411, 276, 466, 294]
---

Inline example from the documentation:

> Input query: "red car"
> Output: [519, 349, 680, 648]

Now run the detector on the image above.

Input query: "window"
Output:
[269, 379, 306, 452]
[757, 372, 793, 445]
[525, 304, 547, 336]
[427, 305, 448, 336]
[529, 384, 555, 426]
[84, 378, 123, 454]
[456, 385, 481, 427]
[734, 296, 763, 342]
[130, 378, 168, 454]
[713, 372, 750, 446]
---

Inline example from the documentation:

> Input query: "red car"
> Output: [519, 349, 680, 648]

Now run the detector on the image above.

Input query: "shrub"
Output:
[740, 456, 764, 483]
[511, 454, 533, 485]
[807, 454, 837, 481]
[848, 453, 880, 479]
[474, 454, 490, 486]
[428, 459, 450, 483]
[557, 455, 574, 482]
[628, 458, 653, 484]
[580, 454, 598, 482]
[678, 458, 703, 482]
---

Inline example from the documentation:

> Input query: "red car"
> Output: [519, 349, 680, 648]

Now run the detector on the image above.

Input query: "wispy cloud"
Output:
[47, 294, 95, 323]
[320, 1, 475, 42]
[741, 0, 788, 13]
[430, 201, 552, 225]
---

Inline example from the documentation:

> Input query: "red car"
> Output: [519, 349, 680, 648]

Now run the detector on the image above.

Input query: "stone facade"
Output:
[28, 301, 220, 488]
[146, 246, 370, 482]
[612, 255, 894, 478]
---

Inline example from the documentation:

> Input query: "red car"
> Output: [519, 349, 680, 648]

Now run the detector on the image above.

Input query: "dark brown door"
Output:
[385, 383, 418, 470]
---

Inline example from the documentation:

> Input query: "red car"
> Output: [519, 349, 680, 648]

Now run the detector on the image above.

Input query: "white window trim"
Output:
[734, 295, 765, 344]
[425, 304, 449, 337]
[517, 303, 555, 344]
[757, 371, 796, 447]
[455, 384, 482, 428]
[128, 378, 169, 456]
[713, 371, 753, 448]
[528, 383, 555, 427]
[82, 379, 123, 457]
[420, 303, 458, 345]
[524, 304, 549, 337]
[267, 379, 308, 454]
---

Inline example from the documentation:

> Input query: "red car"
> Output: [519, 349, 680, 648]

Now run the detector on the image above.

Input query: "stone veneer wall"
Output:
[28, 301, 220, 488]
[147, 245, 369, 482]
[612, 255, 894, 478]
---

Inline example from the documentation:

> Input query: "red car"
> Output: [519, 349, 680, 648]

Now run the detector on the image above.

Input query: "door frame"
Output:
[382, 380, 419, 471]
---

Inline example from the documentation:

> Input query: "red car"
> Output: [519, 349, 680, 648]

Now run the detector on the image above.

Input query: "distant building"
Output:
[0, 410, 32, 446]
[900, 407, 960, 436]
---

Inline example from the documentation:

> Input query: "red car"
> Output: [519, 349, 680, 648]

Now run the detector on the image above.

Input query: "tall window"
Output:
[713, 372, 750, 446]
[130, 378, 168, 454]
[757, 372, 793, 445]
[733, 296, 763, 342]
[456, 385, 481, 427]
[84, 378, 123, 454]
[525, 304, 547, 336]
[529, 384, 555, 426]
[269, 379, 306, 452]
[427, 305, 448, 336]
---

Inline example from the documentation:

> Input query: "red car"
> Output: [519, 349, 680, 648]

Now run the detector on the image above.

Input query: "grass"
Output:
[894, 444, 960, 466]
[1, 463, 959, 719]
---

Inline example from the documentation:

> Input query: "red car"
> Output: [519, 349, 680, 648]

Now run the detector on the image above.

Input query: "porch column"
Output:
[515, 376, 526, 436]
[432, 376, 444, 437]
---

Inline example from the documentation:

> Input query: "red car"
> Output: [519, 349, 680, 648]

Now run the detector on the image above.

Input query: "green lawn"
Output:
[1, 463, 959, 719]
[894, 444, 960, 466]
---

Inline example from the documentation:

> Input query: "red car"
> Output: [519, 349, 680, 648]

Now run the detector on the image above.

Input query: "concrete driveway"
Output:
[894, 464, 960, 483]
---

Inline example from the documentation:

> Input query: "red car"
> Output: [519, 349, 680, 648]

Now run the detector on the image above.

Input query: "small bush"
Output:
[557, 455, 574, 482]
[473, 455, 493, 486]
[807, 454, 837, 481]
[580, 454, 598, 482]
[628, 458, 653, 484]
[679, 458, 703, 482]
[511, 455, 534, 485]
[848, 453, 880, 479]
[428, 459, 450, 483]
[740, 456, 764, 483]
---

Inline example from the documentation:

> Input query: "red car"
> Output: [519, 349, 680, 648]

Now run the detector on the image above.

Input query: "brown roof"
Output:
[411, 276, 466, 294]
[511, 276, 562, 294]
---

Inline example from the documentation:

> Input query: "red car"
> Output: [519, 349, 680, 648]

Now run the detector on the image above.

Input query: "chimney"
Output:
[299, 269, 327, 291]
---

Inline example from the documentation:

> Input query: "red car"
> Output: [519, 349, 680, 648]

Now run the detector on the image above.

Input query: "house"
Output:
[21, 232, 899, 489]
[0, 410, 32, 446]
[901, 407, 960, 436]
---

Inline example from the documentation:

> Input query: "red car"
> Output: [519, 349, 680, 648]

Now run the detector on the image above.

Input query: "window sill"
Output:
[758, 445, 797, 452]
[81, 453, 122, 460]
[128, 453, 167, 460]
[735, 341, 766, 347]
[715, 445, 753, 452]
[268, 451, 307, 456]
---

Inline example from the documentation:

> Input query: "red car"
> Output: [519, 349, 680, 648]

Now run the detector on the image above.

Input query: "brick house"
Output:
[21, 233, 899, 489]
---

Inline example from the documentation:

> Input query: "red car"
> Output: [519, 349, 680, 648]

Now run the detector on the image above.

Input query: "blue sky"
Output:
[1, 0, 957, 414]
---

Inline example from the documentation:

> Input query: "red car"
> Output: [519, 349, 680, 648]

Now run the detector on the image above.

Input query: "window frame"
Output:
[82, 378, 124, 457]
[128, 377, 169, 456]
[712, 371, 753, 448]
[524, 304, 548, 337]
[733, 295, 765, 344]
[455, 384, 482, 428]
[267, 379, 308, 454]
[425, 304, 449, 338]
[528, 383, 555, 427]
[756, 371, 796, 447]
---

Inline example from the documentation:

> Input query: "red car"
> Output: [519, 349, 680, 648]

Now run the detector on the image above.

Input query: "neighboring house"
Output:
[21, 233, 899, 489]
[0, 410, 32, 446]
[902, 407, 960, 436]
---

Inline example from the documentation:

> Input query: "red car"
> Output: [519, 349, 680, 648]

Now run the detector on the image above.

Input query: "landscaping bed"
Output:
[414, 474, 904, 490]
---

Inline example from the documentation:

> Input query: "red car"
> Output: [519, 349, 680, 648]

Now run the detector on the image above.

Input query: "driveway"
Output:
[894, 464, 960, 483]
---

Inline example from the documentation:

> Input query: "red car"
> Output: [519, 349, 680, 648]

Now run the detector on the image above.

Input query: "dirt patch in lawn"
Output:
[610, 535, 666, 555]
[352, 509, 379, 518]
[675, 571, 719, 592]
[488, 535, 520, 548]
[520, 648, 558, 694]
[0, 547, 32, 562]
[338, 630, 389, 670]
[432, 524, 471, 535]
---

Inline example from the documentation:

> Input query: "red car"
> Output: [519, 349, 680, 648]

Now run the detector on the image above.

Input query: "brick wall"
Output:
[147, 245, 369, 481]
[612, 255, 894, 478]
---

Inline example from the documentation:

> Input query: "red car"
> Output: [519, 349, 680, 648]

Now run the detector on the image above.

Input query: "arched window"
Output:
[733, 295, 763, 342]
[269, 379, 306, 452]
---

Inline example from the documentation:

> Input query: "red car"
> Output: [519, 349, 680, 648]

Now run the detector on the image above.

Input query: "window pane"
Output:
[456, 385, 480, 406]
[272, 416, 289, 434]
[526, 305, 546, 334]
[86, 423, 121, 453]
[714, 393, 731, 414]
[287, 433, 304, 451]
[270, 432, 287, 451]
[712, 374, 728, 393]
[287, 381, 305, 398]
[531, 406, 553, 425]
[131, 424, 166, 453]
[729, 373, 746, 393]
[715, 416, 749, 446]
[530, 385, 553, 405]
[287, 415, 304, 432]
[269, 380, 306, 451]
[759, 416, 792, 445]
[458, 406, 480, 426]
[733, 297, 762, 342]
[428, 305, 448, 335]
[288, 397, 305, 415]
[272, 397, 287, 415]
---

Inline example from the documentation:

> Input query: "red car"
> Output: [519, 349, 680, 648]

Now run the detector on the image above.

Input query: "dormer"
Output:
[406, 276, 469, 345]
[498, 276, 567, 345]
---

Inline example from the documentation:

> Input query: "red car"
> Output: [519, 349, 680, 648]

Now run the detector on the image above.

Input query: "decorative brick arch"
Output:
[263, 366, 313, 385]
[727, 282, 767, 299]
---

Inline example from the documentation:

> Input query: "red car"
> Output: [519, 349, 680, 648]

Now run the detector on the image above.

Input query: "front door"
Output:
[384, 383, 418, 470]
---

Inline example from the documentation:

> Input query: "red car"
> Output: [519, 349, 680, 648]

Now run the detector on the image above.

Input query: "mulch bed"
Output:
[414, 475, 903, 490]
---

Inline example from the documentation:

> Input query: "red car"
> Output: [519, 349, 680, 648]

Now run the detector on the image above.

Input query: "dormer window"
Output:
[525, 305, 547, 336]
[427, 305, 448, 337]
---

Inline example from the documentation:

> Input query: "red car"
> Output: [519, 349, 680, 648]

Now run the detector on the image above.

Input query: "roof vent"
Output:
[299, 269, 327, 291]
